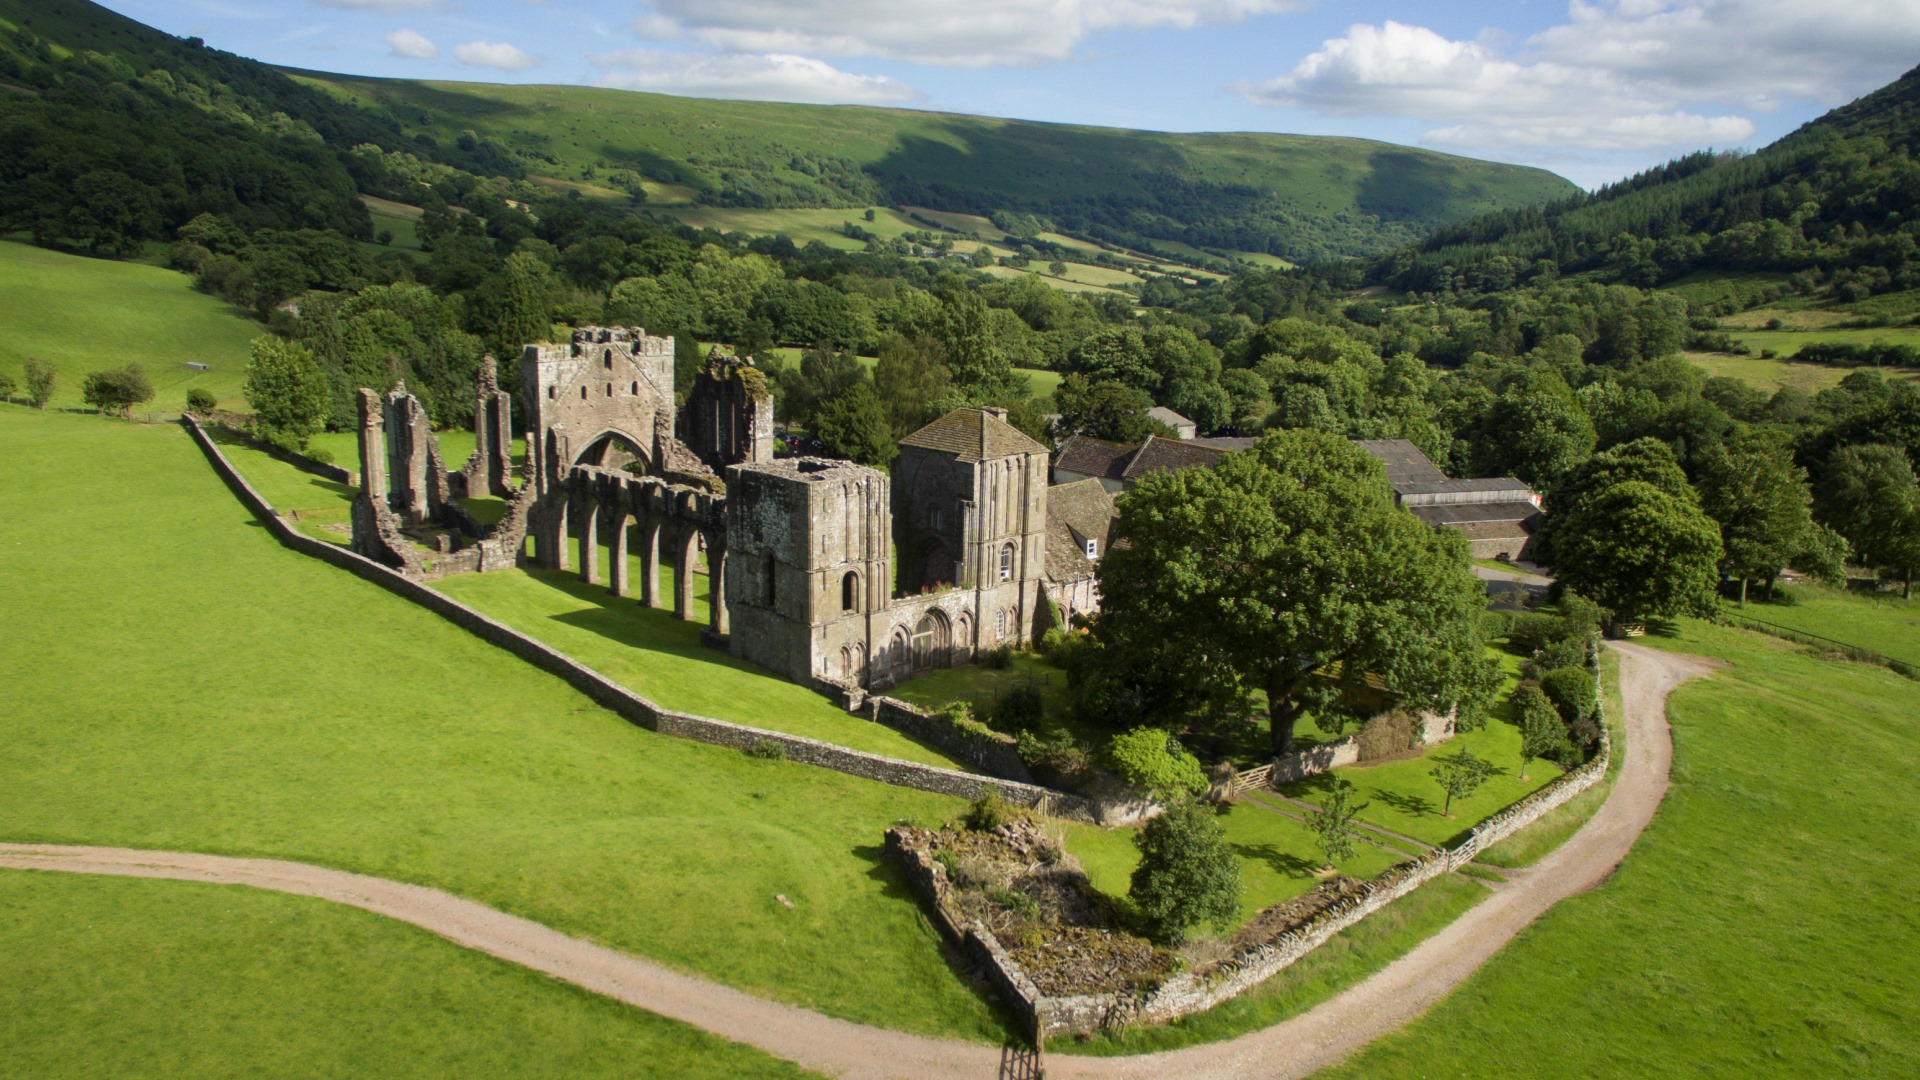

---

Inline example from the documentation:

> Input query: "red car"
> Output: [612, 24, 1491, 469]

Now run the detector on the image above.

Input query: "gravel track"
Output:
[0, 642, 1715, 1079]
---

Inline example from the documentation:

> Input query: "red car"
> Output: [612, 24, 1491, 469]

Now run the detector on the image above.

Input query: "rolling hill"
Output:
[0, 0, 1576, 266]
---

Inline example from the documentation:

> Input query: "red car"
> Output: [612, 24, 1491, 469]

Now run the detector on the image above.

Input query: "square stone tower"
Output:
[724, 457, 894, 687]
[893, 407, 1050, 647]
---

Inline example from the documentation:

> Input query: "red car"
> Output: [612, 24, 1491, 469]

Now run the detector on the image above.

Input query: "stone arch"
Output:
[953, 612, 973, 665]
[574, 428, 654, 472]
[910, 608, 952, 672]
[999, 542, 1016, 582]
[841, 569, 861, 613]
[888, 627, 912, 684]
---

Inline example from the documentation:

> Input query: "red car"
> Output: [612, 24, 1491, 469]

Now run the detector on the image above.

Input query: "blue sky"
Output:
[95, 0, 1920, 189]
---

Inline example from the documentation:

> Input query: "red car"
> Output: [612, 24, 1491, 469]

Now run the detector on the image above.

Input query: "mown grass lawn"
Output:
[0, 240, 259, 413]
[1282, 649, 1561, 846]
[435, 558, 969, 768]
[0, 407, 1003, 1042]
[1324, 621, 1920, 1078]
[0, 870, 815, 1080]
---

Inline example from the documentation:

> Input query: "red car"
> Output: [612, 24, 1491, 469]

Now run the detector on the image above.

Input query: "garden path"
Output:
[0, 642, 1715, 1080]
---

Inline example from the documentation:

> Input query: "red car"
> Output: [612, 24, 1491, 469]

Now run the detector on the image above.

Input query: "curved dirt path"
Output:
[0, 642, 1716, 1080]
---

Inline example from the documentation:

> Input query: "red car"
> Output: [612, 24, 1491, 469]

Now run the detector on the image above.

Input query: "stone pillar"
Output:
[357, 389, 387, 504]
[707, 533, 729, 636]
[549, 495, 570, 571]
[674, 531, 698, 621]
[579, 500, 600, 585]
[640, 519, 661, 608]
[609, 514, 630, 598]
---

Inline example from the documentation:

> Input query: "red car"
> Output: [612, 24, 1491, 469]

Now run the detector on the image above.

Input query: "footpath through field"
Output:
[0, 643, 1715, 1080]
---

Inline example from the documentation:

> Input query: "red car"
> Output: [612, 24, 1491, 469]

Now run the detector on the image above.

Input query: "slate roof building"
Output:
[1049, 431, 1541, 562]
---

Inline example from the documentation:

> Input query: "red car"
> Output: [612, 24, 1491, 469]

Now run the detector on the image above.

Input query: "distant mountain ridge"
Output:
[0, 0, 1577, 264]
[1370, 65, 1920, 299]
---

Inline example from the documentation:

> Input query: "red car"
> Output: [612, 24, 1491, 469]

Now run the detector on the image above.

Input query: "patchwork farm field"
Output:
[1325, 620, 1920, 1078]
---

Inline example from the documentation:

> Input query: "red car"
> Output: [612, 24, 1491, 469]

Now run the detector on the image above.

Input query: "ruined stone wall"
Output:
[868, 696, 1034, 783]
[684, 350, 774, 474]
[187, 413, 1103, 819]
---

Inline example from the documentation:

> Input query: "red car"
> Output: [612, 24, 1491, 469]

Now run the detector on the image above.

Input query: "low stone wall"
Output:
[893, 638, 1617, 1042]
[203, 418, 356, 486]
[1269, 736, 1359, 783]
[867, 696, 1035, 784]
[183, 415, 1102, 821]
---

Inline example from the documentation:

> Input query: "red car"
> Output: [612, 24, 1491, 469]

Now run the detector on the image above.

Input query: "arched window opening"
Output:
[842, 570, 860, 613]
[603, 350, 613, 368]
[999, 543, 1015, 582]
[631, 381, 639, 394]
[547, 385, 556, 400]
[579, 385, 587, 400]
[995, 609, 1007, 639]
[764, 551, 777, 607]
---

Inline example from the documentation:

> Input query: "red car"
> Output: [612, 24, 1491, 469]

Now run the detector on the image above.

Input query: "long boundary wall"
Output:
[894, 640, 1616, 1043]
[182, 415, 1102, 821]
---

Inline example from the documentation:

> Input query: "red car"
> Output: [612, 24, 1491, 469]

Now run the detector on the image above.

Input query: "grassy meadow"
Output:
[1324, 620, 1920, 1078]
[0, 870, 815, 1080]
[1723, 581, 1920, 666]
[0, 407, 1007, 1042]
[0, 240, 259, 412]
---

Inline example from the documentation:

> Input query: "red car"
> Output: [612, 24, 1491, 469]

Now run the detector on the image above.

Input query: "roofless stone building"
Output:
[351, 328, 1087, 696]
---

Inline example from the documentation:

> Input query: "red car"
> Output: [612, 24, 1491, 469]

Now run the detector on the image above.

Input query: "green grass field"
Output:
[0, 870, 815, 1080]
[1324, 620, 1920, 1078]
[1725, 581, 1920, 667]
[435, 559, 968, 767]
[0, 407, 1007, 1042]
[1282, 650, 1562, 846]
[0, 240, 259, 412]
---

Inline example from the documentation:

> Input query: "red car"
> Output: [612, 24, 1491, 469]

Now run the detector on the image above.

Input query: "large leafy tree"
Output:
[1097, 429, 1498, 755]
[1817, 444, 1920, 597]
[244, 336, 331, 449]
[811, 382, 896, 466]
[1474, 380, 1596, 492]
[1695, 429, 1817, 603]
[1553, 479, 1723, 626]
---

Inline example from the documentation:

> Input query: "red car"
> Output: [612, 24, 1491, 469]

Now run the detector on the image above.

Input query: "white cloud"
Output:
[454, 41, 539, 70]
[315, 0, 449, 11]
[591, 50, 921, 104]
[632, 0, 1302, 67]
[386, 28, 439, 59]
[1242, 3, 1920, 156]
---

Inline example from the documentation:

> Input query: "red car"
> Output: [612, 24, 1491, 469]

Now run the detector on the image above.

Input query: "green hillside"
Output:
[291, 71, 1576, 263]
[0, 240, 257, 412]
[0, 0, 1573, 268]
[1373, 64, 1920, 308]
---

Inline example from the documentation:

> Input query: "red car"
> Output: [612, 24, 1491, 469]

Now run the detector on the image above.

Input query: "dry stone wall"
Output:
[891, 642, 1615, 1043]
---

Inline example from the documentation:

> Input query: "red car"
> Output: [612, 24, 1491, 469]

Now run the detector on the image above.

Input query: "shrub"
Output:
[1538, 635, 1589, 672]
[994, 684, 1046, 732]
[1507, 612, 1571, 656]
[185, 387, 218, 414]
[743, 738, 786, 760]
[941, 702, 992, 737]
[23, 357, 54, 409]
[1354, 708, 1423, 760]
[305, 445, 335, 466]
[984, 644, 1017, 670]
[1480, 610, 1515, 641]
[82, 364, 154, 418]
[1557, 591, 1607, 638]
[1540, 667, 1599, 726]
[964, 792, 1018, 832]
[0, 371, 15, 402]
[1016, 728, 1094, 785]
[1129, 799, 1241, 944]
[1105, 727, 1206, 799]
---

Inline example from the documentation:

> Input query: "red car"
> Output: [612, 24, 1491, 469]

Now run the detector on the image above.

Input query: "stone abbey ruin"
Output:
[350, 326, 1079, 695]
